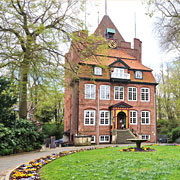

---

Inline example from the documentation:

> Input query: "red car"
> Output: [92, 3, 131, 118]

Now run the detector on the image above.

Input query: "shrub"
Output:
[171, 127, 180, 142]
[42, 123, 64, 139]
[0, 119, 45, 156]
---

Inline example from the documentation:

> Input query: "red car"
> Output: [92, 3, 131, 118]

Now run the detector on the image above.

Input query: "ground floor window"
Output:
[141, 135, 150, 140]
[84, 110, 95, 125]
[91, 136, 95, 143]
[141, 111, 150, 124]
[100, 111, 110, 125]
[99, 135, 110, 142]
[130, 111, 137, 124]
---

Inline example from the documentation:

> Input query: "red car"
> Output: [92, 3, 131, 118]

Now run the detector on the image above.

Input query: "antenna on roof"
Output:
[134, 12, 136, 38]
[98, 11, 100, 25]
[85, 0, 87, 28]
[105, 0, 107, 15]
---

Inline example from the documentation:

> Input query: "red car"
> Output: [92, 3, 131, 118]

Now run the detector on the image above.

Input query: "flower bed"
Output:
[10, 146, 116, 180]
[120, 146, 155, 152]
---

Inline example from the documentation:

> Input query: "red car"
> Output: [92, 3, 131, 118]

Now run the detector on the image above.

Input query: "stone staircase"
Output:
[116, 129, 136, 144]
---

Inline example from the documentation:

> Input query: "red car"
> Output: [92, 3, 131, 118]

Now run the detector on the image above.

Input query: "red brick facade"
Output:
[64, 15, 157, 144]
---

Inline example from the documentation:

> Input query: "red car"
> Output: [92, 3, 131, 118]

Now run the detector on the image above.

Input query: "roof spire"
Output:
[105, 0, 107, 15]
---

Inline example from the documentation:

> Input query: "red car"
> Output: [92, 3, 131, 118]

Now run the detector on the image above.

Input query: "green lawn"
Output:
[40, 146, 180, 180]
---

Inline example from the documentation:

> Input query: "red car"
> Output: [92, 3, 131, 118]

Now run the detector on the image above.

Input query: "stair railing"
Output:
[130, 127, 138, 137]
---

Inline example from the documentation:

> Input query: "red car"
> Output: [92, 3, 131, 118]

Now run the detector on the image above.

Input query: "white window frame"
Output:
[114, 86, 124, 100]
[141, 111, 150, 125]
[114, 68, 124, 78]
[141, 135, 150, 140]
[135, 71, 143, 79]
[84, 110, 96, 126]
[141, 88, 150, 102]
[99, 135, 110, 142]
[99, 111, 110, 125]
[85, 84, 96, 99]
[130, 111, 137, 125]
[91, 136, 95, 143]
[128, 87, 137, 101]
[94, 67, 102, 75]
[100, 85, 110, 100]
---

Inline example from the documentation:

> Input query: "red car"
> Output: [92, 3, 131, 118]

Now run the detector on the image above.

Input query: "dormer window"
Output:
[135, 71, 143, 79]
[106, 28, 115, 39]
[94, 67, 102, 75]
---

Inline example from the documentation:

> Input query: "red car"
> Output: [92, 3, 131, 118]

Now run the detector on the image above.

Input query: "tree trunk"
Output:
[19, 60, 29, 119]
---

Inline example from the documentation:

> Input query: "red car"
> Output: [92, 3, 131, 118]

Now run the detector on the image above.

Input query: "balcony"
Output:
[111, 72, 130, 80]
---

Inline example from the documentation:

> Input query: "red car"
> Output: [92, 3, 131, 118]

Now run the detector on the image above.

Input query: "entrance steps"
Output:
[116, 129, 136, 144]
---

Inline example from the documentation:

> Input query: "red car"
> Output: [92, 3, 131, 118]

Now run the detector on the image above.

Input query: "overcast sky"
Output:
[85, 0, 178, 73]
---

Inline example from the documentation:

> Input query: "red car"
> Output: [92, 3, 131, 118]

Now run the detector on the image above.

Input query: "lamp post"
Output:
[13, 107, 19, 131]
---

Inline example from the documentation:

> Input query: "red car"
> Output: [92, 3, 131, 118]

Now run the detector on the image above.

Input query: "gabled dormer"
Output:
[109, 58, 130, 80]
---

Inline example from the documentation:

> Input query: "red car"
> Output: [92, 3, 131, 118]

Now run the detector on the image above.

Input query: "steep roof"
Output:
[80, 49, 152, 71]
[95, 15, 124, 42]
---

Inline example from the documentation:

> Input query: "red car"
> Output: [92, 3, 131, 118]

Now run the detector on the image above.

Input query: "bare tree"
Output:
[146, 0, 180, 52]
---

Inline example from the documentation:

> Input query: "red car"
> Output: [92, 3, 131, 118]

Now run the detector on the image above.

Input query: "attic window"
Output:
[106, 28, 115, 39]
[135, 71, 143, 79]
[94, 67, 102, 75]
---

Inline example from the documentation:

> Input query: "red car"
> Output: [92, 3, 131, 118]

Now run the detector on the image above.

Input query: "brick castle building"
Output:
[64, 15, 157, 144]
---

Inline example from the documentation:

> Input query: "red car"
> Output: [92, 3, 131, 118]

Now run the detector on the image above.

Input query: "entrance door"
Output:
[117, 112, 126, 129]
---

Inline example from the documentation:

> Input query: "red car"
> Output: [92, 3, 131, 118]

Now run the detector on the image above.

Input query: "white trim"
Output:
[85, 84, 96, 99]
[141, 134, 150, 140]
[130, 111, 137, 125]
[94, 67, 102, 75]
[99, 110, 110, 125]
[100, 85, 110, 100]
[84, 110, 96, 126]
[99, 135, 110, 142]
[141, 111, 150, 125]
[141, 88, 150, 102]
[114, 86, 124, 100]
[128, 87, 137, 101]
[91, 136, 96, 143]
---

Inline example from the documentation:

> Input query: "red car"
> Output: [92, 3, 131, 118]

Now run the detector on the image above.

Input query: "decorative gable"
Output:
[109, 58, 130, 69]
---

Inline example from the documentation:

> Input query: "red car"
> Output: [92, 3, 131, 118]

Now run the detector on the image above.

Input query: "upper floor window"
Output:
[94, 67, 102, 76]
[85, 84, 96, 99]
[130, 111, 137, 124]
[100, 111, 110, 125]
[141, 111, 150, 125]
[141, 88, 150, 102]
[135, 71, 143, 79]
[100, 85, 110, 100]
[84, 110, 95, 125]
[114, 86, 124, 100]
[113, 68, 124, 78]
[128, 87, 137, 101]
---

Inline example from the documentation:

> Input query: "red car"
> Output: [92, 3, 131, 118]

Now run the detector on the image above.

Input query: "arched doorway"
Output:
[117, 112, 126, 129]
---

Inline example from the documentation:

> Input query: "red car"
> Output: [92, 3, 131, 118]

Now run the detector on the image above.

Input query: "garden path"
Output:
[0, 144, 129, 180]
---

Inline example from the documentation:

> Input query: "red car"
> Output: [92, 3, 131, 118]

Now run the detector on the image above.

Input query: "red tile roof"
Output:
[80, 49, 152, 71]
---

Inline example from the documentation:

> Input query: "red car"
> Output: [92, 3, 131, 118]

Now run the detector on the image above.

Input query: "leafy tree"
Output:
[0, 0, 85, 118]
[0, 0, 106, 119]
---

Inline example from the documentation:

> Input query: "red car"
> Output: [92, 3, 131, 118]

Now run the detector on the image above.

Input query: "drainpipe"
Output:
[154, 86, 157, 143]
[97, 88, 100, 145]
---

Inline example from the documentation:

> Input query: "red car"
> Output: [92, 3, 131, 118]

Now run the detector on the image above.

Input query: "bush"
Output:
[0, 119, 45, 156]
[42, 123, 64, 139]
[171, 127, 180, 142]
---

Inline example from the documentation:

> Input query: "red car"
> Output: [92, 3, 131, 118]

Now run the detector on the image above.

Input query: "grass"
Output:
[40, 145, 180, 180]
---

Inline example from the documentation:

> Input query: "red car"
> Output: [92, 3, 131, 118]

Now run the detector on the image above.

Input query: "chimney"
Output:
[134, 38, 142, 63]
